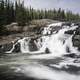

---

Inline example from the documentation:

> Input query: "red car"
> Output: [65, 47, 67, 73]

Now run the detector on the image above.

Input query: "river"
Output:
[0, 22, 80, 80]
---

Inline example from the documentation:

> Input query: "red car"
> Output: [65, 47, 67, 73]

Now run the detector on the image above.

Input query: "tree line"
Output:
[0, 0, 80, 35]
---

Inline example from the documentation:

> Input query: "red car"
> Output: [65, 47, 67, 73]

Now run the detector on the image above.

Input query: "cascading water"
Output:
[6, 22, 79, 57]
[1, 22, 80, 80]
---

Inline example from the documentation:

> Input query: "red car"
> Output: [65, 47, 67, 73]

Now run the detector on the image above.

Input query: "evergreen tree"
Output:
[15, 0, 27, 26]
[0, 0, 80, 35]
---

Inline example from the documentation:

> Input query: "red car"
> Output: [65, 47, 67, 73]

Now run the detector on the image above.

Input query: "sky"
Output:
[15, 0, 80, 14]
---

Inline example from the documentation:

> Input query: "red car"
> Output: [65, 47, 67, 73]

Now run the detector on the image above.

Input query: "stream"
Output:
[0, 22, 80, 80]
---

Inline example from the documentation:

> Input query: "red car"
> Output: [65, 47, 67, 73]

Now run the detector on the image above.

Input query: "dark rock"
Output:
[37, 27, 44, 34]
[65, 30, 74, 35]
[0, 43, 13, 53]
[45, 48, 50, 54]
[72, 26, 80, 50]
[74, 22, 80, 26]
[66, 46, 70, 53]
[28, 39, 38, 51]
[40, 38, 43, 42]
[72, 35, 80, 50]
[75, 27, 80, 35]
[67, 65, 80, 72]
[12, 43, 20, 53]
[62, 22, 71, 26]
[64, 53, 77, 58]
[62, 65, 80, 73]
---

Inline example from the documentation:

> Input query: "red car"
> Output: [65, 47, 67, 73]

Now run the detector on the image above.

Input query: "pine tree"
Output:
[15, 0, 27, 26]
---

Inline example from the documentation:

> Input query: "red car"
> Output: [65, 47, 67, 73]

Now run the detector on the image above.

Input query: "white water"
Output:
[11, 63, 80, 80]
[6, 22, 79, 58]
[3, 22, 80, 80]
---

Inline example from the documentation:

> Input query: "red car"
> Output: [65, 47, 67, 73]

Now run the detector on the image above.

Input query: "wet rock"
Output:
[0, 43, 13, 53]
[72, 35, 80, 50]
[67, 65, 80, 72]
[28, 39, 38, 51]
[75, 27, 80, 35]
[62, 22, 71, 26]
[74, 22, 80, 26]
[12, 43, 20, 53]
[66, 46, 70, 53]
[65, 30, 74, 35]
[45, 48, 50, 54]
[62, 65, 80, 73]
[65, 23, 80, 35]
[36, 27, 44, 34]
[72, 26, 80, 50]
[64, 53, 77, 58]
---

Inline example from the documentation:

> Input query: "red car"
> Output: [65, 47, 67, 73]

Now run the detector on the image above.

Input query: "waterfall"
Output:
[1, 22, 80, 80]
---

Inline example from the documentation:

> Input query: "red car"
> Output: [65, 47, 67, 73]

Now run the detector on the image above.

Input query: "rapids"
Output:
[6, 22, 79, 57]
[0, 22, 80, 80]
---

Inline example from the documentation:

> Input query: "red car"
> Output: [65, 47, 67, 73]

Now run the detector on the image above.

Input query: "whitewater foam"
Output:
[6, 22, 79, 59]
[12, 63, 80, 80]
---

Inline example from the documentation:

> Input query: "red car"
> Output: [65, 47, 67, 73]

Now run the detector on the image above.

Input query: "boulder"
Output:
[45, 48, 50, 54]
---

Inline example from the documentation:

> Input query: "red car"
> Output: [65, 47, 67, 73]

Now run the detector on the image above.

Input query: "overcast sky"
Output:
[15, 0, 80, 14]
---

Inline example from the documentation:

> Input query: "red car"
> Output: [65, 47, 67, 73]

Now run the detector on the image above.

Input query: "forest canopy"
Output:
[0, 0, 80, 34]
